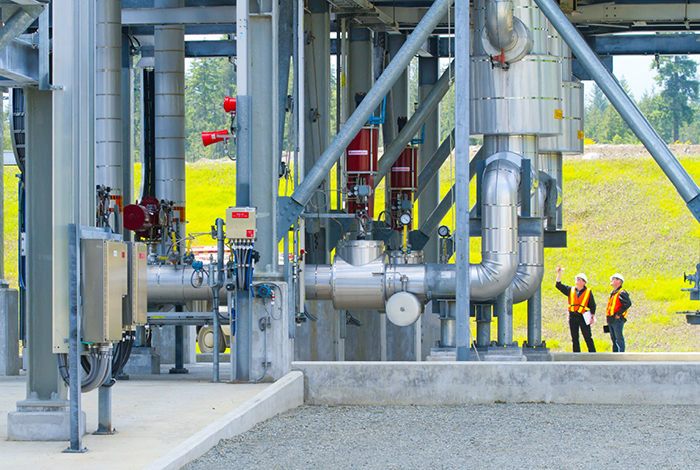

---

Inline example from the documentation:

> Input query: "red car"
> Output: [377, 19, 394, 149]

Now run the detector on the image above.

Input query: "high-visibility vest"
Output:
[569, 287, 591, 314]
[606, 289, 627, 318]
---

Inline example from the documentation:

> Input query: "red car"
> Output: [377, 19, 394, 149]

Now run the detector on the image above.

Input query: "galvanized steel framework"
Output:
[4, 0, 700, 439]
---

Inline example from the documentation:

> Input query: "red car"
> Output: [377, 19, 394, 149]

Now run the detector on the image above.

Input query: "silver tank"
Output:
[540, 79, 584, 154]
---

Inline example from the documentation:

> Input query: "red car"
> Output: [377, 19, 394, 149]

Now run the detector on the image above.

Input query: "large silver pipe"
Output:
[485, 0, 517, 51]
[376, 61, 454, 186]
[155, 0, 186, 221]
[511, 235, 544, 303]
[148, 265, 227, 303]
[534, 0, 700, 221]
[305, 156, 521, 307]
[95, 0, 123, 229]
[277, 0, 455, 234]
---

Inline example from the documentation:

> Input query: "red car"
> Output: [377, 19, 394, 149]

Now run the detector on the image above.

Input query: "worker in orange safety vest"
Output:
[607, 273, 632, 352]
[556, 265, 597, 353]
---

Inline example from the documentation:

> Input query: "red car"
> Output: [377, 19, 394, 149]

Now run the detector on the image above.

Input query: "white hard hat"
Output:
[575, 273, 588, 284]
[610, 273, 625, 283]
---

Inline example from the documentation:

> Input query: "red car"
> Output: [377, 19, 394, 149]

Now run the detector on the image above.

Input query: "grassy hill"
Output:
[5, 152, 700, 352]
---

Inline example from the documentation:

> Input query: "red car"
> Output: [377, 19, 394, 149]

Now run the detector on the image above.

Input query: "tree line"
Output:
[585, 56, 700, 145]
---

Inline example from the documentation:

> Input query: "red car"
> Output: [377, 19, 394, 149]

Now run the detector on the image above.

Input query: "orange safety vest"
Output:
[569, 287, 591, 314]
[606, 289, 627, 318]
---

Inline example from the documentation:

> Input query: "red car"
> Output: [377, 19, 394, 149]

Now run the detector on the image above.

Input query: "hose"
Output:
[57, 346, 113, 393]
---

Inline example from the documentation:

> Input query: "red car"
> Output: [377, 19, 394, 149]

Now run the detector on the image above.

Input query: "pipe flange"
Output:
[481, 17, 532, 65]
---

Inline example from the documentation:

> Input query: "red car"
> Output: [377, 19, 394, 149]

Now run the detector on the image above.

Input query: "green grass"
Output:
[6, 153, 700, 352]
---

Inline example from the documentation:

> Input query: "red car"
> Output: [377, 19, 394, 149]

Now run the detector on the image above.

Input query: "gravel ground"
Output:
[183, 404, 700, 470]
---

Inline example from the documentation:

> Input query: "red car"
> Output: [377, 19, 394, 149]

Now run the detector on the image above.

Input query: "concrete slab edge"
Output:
[294, 361, 700, 405]
[142, 371, 304, 470]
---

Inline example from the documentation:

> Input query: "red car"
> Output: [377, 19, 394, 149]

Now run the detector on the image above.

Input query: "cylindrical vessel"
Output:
[95, 0, 123, 228]
[389, 146, 418, 230]
[336, 240, 385, 266]
[331, 257, 385, 310]
[389, 147, 418, 189]
[155, 0, 186, 232]
[148, 265, 227, 303]
[470, 57, 562, 136]
[540, 79, 584, 154]
[345, 126, 379, 217]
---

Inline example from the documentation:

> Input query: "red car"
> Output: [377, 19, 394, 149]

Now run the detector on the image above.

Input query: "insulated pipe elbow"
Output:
[469, 156, 520, 301]
[485, 0, 517, 51]
[511, 235, 545, 303]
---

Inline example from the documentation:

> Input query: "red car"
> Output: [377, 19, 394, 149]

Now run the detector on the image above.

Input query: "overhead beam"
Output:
[0, 38, 38, 85]
[122, 0, 234, 6]
[126, 24, 236, 35]
[585, 33, 700, 55]
[573, 4, 700, 23]
[121, 6, 235, 25]
[140, 39, 236, 58]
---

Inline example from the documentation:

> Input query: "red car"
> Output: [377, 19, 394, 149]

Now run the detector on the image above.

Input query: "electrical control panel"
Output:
[82, 239, 128, 344]
[226, 207, 257, 240]
[127, 242, 148, 327]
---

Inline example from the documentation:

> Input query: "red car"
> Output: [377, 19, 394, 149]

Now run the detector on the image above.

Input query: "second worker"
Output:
[556, 265, 597, 353]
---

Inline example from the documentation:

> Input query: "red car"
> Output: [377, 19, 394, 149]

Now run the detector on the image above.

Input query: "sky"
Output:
[584, 55, 700, 104]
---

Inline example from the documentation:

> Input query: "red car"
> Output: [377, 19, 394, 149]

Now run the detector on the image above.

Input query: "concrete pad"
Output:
[0, 365, 273, 469]
[294, 360, 700, 405]
[144, 370, 304, 470]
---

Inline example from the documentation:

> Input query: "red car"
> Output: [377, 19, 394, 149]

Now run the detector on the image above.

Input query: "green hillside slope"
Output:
[5, 153, 700, 352]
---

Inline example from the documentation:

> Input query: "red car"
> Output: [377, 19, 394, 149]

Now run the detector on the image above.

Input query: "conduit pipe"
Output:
[95, 0, 123, 231]
[534, 0, 700, 222]
[277, 0, 455, 237]
[376, 61, 454, 186]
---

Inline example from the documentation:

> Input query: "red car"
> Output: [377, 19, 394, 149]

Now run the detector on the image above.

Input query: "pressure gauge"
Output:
[400, 213, 412, 226]
[438, 225, 451, 238]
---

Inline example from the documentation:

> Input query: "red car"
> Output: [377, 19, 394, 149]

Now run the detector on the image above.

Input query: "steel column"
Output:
[121, 33, 134, 241]
[346, 25, 373, 111]
[455, 0, 470, 361]
[14, 87, 68, 410]
[417, 57, 440, 264]
[527, 287, 542, 346]
[496, 285, 513, 346]
[534, 0, 700, 222]
[277, 0, 455, 234]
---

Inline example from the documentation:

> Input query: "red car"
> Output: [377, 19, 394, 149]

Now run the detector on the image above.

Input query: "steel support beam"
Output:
[121, 6, 236, 24]
[535, 0, 700, 223]
[0, 39, 39, 87]
[376, 60, 453, 186]
[415, 128, 453, 199]
[0, 5, 43, 54]
[585, 33, 700, 56]
[417, 56, 440, 264]
[277, 0, 455, 238]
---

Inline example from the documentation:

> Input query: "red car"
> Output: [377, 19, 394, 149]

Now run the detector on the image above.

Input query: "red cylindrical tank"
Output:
[389, 146, 418, 230]
[345, 127, 379, 218]
[390, 146, 418, 190]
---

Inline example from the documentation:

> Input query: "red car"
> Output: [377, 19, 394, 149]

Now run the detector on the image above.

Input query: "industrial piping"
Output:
[95, 0, 123, 231]
[303, 155, 522, 308]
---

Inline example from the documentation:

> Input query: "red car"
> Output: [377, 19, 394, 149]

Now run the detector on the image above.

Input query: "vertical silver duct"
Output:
[95, 0, 123, 230]
[155, 0, 186, 239]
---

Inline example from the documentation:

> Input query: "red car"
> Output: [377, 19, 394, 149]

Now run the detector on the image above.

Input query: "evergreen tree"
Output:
[652, 56, 699, 142]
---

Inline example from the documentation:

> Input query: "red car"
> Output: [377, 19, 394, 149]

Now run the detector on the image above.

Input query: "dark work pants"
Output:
[569, 312, 596, 353]
[610, 318, 625, 352]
